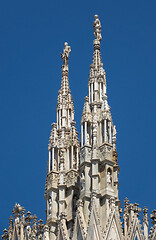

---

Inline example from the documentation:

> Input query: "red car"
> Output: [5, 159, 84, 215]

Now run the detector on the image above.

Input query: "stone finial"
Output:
[1, 229, 8, 240]
[32, 215, 37, 225]
[20, 208, 26, 225]
[8, 216, 13, 231]
[93, 15, 102, 42]
[37, 220, 44, 240]
[133, 203, 141, 217]
[128, 203, 134, 212]
[31, 215, 38, 238]
[37, 219, 44, 235]
[61, 42, 71, 69]
[21, 208, 25, 215]
[150, 210, 156, 226]
[124, 198, 129, 208]
[12, 203, 23, 218]
[25, 211, 33, 226]
[143, 207, 148, 223]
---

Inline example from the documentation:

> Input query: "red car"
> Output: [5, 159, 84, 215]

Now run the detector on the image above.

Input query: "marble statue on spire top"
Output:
[93, 15, 102, 41]
[61, 42, 71, 67]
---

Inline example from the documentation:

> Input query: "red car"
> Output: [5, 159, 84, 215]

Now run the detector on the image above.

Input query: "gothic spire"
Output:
[45, 42, 79, 238]
[60, 42, 71, 94]
[93, 14, 102, 70]
[79, 15, 120, 228]
[56, 42, 75, 130]
[47, 42, 79, 171]
[88, 15, 107, 104]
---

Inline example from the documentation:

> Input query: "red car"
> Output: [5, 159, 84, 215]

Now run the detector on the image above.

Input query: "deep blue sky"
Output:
[0, 0, 156, 234]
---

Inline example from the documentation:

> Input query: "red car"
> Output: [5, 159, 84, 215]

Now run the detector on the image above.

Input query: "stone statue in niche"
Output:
[81, 171, 85, 191]
[113, 125, 117, 137]
[107, 170, 112, 185]
[93, 15, 102, 41]
[48, 196, 52, 215]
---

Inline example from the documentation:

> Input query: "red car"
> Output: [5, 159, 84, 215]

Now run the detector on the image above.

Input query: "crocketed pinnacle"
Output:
[57, 42, 75, 129]
[92, 14, 102, 70]
[88, 15, 107, 104]
[60, 42, 71, 95]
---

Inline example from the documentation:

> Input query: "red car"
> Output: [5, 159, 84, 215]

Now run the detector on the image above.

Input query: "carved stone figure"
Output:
[93, 15, 102, 41]
[48, 196, 52, 215]
[107, 171, 112, 185]
[61, 42, 71, 67]
[113, 125, 117, 137]
[81, 171, 85, 191]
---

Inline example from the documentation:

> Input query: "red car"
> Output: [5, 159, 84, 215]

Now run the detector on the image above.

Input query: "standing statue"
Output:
[48, 196, 52, 215]
[81, 171, 85, 191]
[93, 15, 102, 41]
[113, 125, 117, 137]
[61, 42, 71, 67]
[107, 171, 112, 185]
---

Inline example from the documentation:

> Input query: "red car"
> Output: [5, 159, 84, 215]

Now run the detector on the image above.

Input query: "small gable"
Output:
[104, 210, 123, 240]
[87, 203, 103, 240]
[107, 218, 120, 240]
[127, 217, 144, 240]
[72, 213, 86, 240]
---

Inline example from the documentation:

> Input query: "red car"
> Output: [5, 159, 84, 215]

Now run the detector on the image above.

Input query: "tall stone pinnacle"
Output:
[80, 15, 119, 228]
[60, 42, 71, 95]
[45, 42, 79, 239]
[56, 42, 75, 130]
